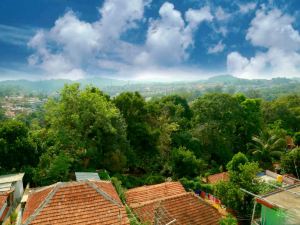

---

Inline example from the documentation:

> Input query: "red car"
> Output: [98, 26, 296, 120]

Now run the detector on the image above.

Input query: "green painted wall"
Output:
[260, 205, 286, 225]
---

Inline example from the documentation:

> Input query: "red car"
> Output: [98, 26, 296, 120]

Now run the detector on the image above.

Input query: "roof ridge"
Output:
[23, 182, 62, 225]
[126, 181, 181, 193]
[130, 192, 190, 208]
[86, 180, 122, 207]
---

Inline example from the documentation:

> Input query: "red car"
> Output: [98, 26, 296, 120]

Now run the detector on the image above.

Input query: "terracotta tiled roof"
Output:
[131, 192, 222, 225]
[0, 194, 8, 209]
[0, 193, 9, 221]
[126, 182, 186, 205]
[0, 207, 9, 222]
[22, 181, 129, 225]
[207, 172, 229, 184]
[126, 182, 222, 225]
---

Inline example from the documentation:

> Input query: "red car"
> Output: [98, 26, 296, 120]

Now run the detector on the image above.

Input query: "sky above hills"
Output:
[1, 0, 300, 81]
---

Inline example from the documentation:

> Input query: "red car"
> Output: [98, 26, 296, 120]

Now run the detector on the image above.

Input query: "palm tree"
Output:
[249, 131, 286, 169]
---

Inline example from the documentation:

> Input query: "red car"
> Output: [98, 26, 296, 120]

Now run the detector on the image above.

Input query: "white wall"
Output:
[13, 180, 24, 202]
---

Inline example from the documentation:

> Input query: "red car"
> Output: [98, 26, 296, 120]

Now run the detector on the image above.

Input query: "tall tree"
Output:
[249, 131, 286, 169]
[38, 84, 128, 176]
[113, 92, 159, 172]
[0, 119, 37, 172]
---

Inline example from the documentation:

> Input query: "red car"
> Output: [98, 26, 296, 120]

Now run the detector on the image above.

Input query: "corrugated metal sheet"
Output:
[75, 172, 100, 181]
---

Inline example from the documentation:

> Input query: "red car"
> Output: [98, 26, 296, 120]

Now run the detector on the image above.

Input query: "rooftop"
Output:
[126, 182, 186, 205]
[75, 172, 100, 181]
[0, 173, 24, 192]
[0, 194, 8, 209]
[126, 182, 222, 225]
[22, 180, 129, 225]
[257, 184, 300, 222]
[263, 185, 300, 212]
[207, 172, 229, 184]
[0, 193, 9, 222]
[0, 173, 24, 184]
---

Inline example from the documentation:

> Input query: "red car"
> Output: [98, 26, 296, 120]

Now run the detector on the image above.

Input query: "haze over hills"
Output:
[0, 75, 299, 100]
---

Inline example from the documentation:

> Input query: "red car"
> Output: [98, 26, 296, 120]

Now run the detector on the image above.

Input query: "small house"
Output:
[21, 180, 129, 225]
[0, 173, 24, 222]
[126, 182, 222, 225]
[252, 184, 300, 225]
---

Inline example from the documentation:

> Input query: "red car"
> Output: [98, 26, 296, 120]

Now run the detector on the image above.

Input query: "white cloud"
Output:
[0, 24, 35, 46]
[28, 0, 214, 80]
[227, 8, 300, 78]
[238, 3, 256, 14]
[246, 9, 300, 51]
[215, 7, 231, 21]
[185, 6, 213, 28]
[28, 0, 147, 79]
[208, 40, 225, 54]
[135, 2, 213, 66]
[227, 52, 249, 75]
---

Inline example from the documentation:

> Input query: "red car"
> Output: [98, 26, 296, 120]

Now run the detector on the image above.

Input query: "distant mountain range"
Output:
[0, 75, 299, 99]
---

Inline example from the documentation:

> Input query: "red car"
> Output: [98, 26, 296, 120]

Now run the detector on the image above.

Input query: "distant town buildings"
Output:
[2, 96, 46, 118]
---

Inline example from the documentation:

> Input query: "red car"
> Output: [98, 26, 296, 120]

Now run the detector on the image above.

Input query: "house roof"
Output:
[75, 172, 100, 181]
[0, 193, 9, 222]
[207, 172, 229, 184]
[0, 173, 24, 184]
[0, 194, 8, 209]
[22, 180, 129, 225]
[130, 192, 222, 225]
[126, 182, 186, 205]
[0, 173, 24, 192]
[126, 182, 222, 225]
[260, 184, 300, 220]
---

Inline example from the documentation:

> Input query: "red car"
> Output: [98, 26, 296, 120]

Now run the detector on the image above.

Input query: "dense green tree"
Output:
[249, 131, 286, 169]
[170, 146, 206, 178]
[0, 119, 38, 172]
[281, 148, 300, 178]
[226, 152, 248, 172]
[34, 151, 72, 186]
[113, 92, 159, 172]
[215, 153, 261, 224]
[262, 95, 300, 132]
[294, 132, 300, 146]
[38, 84, 128, 177]
[191, 94, 243, 164]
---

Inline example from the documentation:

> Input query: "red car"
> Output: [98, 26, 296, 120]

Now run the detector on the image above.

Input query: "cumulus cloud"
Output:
[238, 2, 256, 14]
[227, 7, 300, 78]
[135, 2, 213, 66]
[28, 0, 215, 79]
[28, 0, 147, 79]
[215, 7, 231, 21]
[208, 40, 225, 54]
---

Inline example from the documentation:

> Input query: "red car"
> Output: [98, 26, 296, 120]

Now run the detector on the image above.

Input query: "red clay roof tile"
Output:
[207, 172, 229, 184]
[22, 181, 129, 225]
[131, 192, 222, 225]
[0, 194, 8, 209]
[126, 182, 186, 205]
[126, 182, 222, 225]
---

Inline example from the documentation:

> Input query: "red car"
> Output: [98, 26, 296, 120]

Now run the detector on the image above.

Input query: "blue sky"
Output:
[0, 0, 300, 81]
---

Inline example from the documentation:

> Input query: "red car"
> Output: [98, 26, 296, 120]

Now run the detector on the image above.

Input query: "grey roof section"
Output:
[0, 173, 24, 184]
[75, 172, 100, 181]
[263, 184, 300, 222]
[0, 173, 24, 192]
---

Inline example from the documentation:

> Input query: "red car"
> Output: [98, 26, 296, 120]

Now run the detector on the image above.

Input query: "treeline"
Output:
[0, 84, 300, 221]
